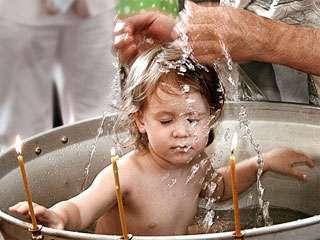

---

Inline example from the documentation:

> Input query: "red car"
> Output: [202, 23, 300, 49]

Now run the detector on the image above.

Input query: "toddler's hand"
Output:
[263, 148, 316, 180]
[9, 201, 64, 229]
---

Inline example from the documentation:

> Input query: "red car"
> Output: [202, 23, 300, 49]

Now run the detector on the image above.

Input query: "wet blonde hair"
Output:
[114, 45, 224, 149]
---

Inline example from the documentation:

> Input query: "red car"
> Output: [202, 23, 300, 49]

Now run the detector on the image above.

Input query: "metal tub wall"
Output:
[0, 102, 319, 240]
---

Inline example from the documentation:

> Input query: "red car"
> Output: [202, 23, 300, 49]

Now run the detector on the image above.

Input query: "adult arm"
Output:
[185, 2, 320, 75]
[113, 1, 320, 76]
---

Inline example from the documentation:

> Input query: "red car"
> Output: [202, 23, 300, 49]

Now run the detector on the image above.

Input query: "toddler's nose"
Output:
[172, 122, 191, 138]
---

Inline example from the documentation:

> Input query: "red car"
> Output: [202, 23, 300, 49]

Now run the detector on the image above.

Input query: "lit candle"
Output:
[15, 136, 38, 230]
[230, 132, 242, 238]
[111, 147, 128, 240]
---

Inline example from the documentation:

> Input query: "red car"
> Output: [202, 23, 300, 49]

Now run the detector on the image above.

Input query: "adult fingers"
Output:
[123, 12, 158, 33]
[118, 45, 139, 65]
[184, 0, 202, 20]
[113, 20, 133, 35]
[113, 31, 138, 64]
[113, 33, 135, 52]
[190, 40, 224, 64]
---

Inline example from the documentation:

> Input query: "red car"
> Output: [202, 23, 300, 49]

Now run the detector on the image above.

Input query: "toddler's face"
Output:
[135, 82, 212, 167]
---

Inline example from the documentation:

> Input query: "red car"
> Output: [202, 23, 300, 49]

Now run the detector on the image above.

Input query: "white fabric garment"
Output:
[0, 0, 118, 148]
[237, 0, 320, 104]
[0, 0, 117, 25]
[244, 0, 320, 27]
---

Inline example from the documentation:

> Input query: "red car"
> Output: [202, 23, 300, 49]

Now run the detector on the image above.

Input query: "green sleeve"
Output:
[116, 0, 179, 18]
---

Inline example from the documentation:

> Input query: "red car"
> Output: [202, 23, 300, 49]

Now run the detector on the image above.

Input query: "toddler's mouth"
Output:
[172, 145, 192, 152]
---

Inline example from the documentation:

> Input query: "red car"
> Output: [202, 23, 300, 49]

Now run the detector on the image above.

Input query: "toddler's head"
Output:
[115, 46, 224, 156]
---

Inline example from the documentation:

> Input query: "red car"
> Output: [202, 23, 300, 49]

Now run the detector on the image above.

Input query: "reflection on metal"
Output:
[233, 233, 245, 240]
[29, 225, 44, 240]
[61, 136, 69, 144]
[0, 102, 319, 240]
[35, 146, 42, 156]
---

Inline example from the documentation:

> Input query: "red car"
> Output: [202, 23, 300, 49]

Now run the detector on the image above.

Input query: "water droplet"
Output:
[168, 178, 177, 188]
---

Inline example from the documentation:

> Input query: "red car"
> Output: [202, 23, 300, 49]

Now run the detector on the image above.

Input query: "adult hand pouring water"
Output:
[113, 1, 320, 76]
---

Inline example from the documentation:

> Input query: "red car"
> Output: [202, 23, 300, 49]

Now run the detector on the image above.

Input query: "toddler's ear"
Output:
[133, 111, 146, 133]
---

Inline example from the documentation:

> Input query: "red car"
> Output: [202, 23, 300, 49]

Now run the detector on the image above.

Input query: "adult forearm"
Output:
[255, 20, 320, 76]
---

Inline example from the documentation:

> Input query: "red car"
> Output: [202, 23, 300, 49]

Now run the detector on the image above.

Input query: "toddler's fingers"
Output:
[303, 155, 316, 168]
[291, 150, 315, 168]
[292, 169, 307, 181]
[9, 201, 25, 211]
[10, 202, 30, 215]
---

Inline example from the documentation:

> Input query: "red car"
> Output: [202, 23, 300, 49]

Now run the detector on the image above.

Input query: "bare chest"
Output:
[124, 177, 202, 235]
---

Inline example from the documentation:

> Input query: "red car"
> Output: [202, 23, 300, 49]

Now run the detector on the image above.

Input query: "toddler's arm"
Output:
[217, 147, 315, 201]
[9, 201, 65, 229]
[9, 165, 119, 230]
[263, 147, 315, 180]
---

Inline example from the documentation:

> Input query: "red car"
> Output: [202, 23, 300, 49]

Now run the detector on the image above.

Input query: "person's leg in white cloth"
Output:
[0, 19, 59, 148]
[58, 10, 117, 125]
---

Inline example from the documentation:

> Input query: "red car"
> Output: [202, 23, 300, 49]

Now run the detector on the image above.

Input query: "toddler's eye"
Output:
[160, 119, 172, 125]
[187, 118, 200, 124]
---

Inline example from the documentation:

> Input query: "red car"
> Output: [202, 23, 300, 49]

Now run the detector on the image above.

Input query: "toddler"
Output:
[10, 46, 315, 236]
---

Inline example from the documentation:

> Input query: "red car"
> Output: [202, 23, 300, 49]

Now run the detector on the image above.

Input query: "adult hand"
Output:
[113, 11, 176, 64]
[113, 1, 320, 75]
[181, 1, 278, 65]
[9, 201, 65, 229]
[263, 147, 315, 180]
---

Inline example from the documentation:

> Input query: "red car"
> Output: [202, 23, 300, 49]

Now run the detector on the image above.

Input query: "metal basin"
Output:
[0, 102, 319, 240]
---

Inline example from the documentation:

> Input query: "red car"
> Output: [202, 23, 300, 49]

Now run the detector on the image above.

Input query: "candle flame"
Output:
[110, 147, 116, 156]
[15, 135, 22, 155]
[231, 132, 238, 153]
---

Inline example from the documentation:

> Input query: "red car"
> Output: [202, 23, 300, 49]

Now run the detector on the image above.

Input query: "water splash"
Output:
[238, 106, 272, 226]
[224, 128, 232, 142]
[202, 210, 215, 233]
[81, 113, 108, 191]
[181, 84, 191, 93]
[168, 178, 177, 188]
[186, 162, 201, 184]
[160, 173, 170, 182]
[213, 41, 240, 102]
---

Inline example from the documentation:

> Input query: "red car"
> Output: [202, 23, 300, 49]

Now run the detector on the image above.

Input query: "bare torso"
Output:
[95, 150, 205, 236]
